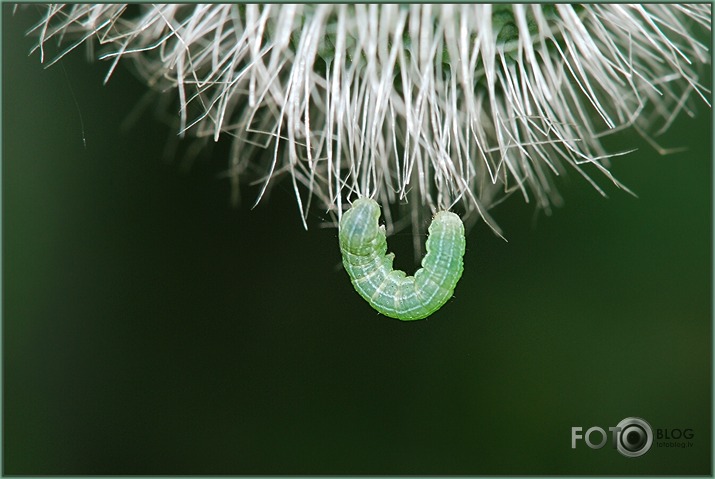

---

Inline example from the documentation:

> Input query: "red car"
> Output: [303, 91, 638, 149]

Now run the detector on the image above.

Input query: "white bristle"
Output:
[30, 4, 711, 237]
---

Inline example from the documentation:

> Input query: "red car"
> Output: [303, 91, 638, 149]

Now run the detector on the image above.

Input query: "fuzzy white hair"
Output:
[30, 4, 711, 240]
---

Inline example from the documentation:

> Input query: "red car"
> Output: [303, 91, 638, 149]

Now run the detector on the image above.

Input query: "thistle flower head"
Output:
[30, 4, 711, 238]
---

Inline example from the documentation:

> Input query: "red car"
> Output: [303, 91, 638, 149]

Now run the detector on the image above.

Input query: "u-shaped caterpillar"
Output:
[339, 198, 466, 321]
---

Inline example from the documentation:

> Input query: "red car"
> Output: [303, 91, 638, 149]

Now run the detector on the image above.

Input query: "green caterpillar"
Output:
[339, 198, 466, 321]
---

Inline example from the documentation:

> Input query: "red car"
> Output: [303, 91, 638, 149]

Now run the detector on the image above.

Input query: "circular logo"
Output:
[616, 417, 653, 457]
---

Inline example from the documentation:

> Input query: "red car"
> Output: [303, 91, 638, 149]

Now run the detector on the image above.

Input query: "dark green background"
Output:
[4, 7, 712, 475]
